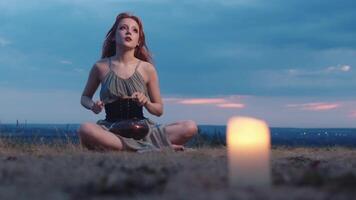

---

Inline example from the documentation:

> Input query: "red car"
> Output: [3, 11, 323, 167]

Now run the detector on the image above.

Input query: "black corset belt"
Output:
[104, 98, 144, 122]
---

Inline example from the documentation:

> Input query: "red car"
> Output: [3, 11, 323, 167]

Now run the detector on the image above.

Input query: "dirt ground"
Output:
[0, 143, 355, 200]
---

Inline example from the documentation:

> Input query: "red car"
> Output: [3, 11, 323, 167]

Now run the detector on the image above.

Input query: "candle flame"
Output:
[227, 116, 271, 187]
[227, 117, 270, 147]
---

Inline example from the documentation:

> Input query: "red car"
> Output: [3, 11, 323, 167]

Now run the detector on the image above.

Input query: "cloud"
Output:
[349, 111, 356, 118]
[216, 103, 245, 108]
[341, 65, 351, 72]
[286, 102, 341, 111]
[60, 60, 73, 65]
[178, 98, 227, 105]
[0, 88, 355, 127]
[156, 96, 356, 127]
[73, 68, 85, 73]
[187, 0, 260, 7]
[0, 0, 46, 15]
[326, 65, 351, 72]
[162, 97, 246, 109]
[0, 0, 169, 15]
[0, 36, 11, 47]
[288, 64, 352, 76]
[1, 0, 355, 98]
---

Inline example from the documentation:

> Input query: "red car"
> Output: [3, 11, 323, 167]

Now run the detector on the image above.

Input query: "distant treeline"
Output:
[187, 127, 356, 148]
[1, 124, 356, 147]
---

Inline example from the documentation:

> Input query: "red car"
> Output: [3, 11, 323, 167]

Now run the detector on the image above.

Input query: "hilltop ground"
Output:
[0, 141, 355, 200]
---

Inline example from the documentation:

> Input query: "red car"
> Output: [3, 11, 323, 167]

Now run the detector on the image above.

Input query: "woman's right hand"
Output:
[91, 100, 104, 114]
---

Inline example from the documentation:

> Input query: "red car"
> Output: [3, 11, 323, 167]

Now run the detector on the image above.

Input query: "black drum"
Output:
[109, 118, 149, 140]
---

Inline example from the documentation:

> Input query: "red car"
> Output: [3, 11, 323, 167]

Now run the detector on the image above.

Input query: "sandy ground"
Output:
[0, 143, 356, 200]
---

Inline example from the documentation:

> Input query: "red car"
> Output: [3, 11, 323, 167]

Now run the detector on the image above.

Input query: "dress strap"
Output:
[108, 57, 112, 71]
[135, 60, 141, 72]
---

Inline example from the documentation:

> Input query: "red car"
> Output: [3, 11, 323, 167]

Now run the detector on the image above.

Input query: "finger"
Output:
[139, 93, 145, 98]
[138, 99, 144, 106]
[137, 93, 143, 99]
[131, 92, 138, 98]
[139, 93, 145, 99]
[138, 95, 143, 101]
[141, 98, 147, 106]
[133, 92, 139, 99]
[139, 98, 146, 105]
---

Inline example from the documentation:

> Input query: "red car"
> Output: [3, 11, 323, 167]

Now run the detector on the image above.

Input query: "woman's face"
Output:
[115, 18, 140, 49]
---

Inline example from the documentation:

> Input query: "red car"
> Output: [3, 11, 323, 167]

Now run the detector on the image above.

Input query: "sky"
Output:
[0, 0, 355, 127]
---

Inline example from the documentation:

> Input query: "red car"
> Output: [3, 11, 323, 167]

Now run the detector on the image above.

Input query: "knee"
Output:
[78, 122, 94, 139]
[183, 120, 198, 138]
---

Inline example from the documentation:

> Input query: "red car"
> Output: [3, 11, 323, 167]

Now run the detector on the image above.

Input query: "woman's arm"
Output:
[144, 63, 164, 116]
[80, 63, 103, 113]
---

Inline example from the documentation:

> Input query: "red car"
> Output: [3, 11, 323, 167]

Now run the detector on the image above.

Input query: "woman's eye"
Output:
[119, 26, 126, 30]
[133, 29, 138, 33]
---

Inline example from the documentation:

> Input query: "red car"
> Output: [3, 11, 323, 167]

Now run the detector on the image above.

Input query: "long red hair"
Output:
[101, 12, 153, 64]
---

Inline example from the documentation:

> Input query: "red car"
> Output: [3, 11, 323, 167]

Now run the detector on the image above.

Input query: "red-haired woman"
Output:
[78, 13, 197, 152]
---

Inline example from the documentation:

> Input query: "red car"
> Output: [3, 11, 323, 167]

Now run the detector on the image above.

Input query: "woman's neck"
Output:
[114, 46, 137, 65]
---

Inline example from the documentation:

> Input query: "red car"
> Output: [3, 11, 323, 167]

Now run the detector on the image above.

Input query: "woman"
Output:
[78, 12, 198, 152]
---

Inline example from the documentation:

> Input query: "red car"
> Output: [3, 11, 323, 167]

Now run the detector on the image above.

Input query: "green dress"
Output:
[97, 58, 173, 152]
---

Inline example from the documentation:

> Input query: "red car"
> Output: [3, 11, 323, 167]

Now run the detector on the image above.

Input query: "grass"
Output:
[1, 138, 356, 199]
[0, 137, 81, 155]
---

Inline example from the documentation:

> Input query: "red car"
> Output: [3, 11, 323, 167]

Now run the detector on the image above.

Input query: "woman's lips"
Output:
[124, 37, 132, 42]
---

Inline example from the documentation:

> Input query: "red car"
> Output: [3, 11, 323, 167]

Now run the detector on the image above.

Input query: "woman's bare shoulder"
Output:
[93, 58, 110, 71]
[140, 61, 156, 74]
[137, 60, 156, 83]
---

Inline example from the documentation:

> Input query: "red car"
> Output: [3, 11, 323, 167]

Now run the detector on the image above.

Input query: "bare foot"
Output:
[172, 144, 185, 151]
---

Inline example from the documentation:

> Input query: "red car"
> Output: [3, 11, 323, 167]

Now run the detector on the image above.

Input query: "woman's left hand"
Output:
[131, 92, 149, 107]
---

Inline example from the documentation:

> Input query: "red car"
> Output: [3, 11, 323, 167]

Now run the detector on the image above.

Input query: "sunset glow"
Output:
[178, 98, 227, 105]
[287, 102, 340, 111]
[217, 103, 245, 109]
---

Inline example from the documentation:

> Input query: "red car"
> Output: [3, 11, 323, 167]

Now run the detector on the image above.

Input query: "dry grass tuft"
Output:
[0, 137, 82, 155]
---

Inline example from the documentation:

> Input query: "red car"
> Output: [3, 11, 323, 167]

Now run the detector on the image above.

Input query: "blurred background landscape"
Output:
[1, 123, 355, 147]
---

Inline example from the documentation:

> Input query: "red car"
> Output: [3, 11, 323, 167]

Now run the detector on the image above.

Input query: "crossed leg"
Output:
[78, 120, 198, 151]
[78, 122, 124, 151]
[164, 120, 198, 150]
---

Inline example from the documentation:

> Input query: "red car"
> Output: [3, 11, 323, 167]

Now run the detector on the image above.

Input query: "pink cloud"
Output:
[216, 103, 245, 109]
[287, 102, 340, 111]
[349, 111, 356, 118]
[177, 98, 227, 105]
[162, 96, 246, 110]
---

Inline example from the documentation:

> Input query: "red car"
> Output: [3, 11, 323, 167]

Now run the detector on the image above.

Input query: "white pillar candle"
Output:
[227, 116, 271, 188]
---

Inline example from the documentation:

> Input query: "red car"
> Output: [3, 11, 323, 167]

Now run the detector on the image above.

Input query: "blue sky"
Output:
[0, 0, 355, 127]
